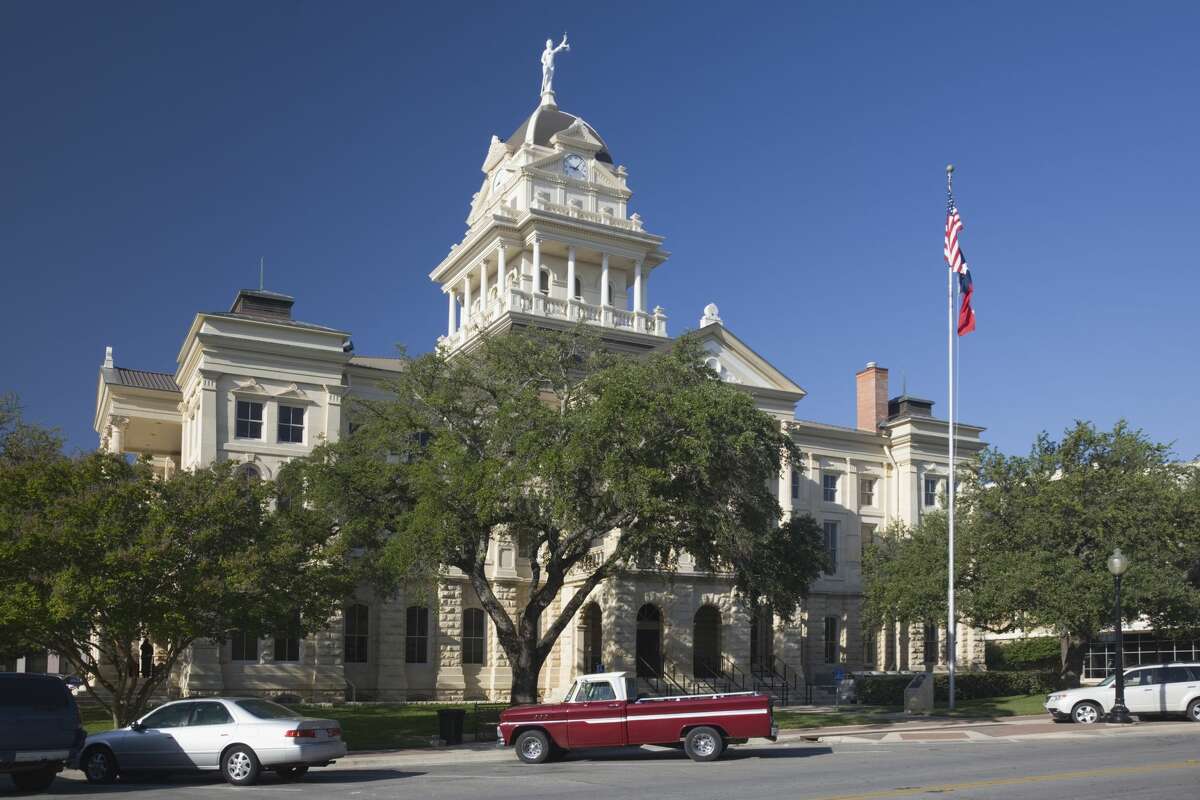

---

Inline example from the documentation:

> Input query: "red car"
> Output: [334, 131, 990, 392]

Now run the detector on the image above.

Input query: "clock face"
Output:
[492, 170, 508, 194]
[563, 154, 587, 180]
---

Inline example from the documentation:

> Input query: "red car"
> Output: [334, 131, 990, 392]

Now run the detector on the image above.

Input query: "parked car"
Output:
[498, 671, 777, 763]
[0, 672, 87, 793]
[76, 698, 345, 786]
[1045, 662, 1200, 723]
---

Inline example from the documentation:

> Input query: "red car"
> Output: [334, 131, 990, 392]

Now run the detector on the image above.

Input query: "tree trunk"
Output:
[1060, 633, 1088, 688]
[509, 659, 542, 706]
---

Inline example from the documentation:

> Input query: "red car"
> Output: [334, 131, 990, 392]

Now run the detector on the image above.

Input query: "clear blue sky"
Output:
[3, 2, 1198, 459]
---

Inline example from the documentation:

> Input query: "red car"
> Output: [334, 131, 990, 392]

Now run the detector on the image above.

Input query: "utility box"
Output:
[904, 672, 934, 715]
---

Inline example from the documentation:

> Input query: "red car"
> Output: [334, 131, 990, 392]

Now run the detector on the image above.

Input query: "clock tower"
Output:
[430, 48, 670, 354]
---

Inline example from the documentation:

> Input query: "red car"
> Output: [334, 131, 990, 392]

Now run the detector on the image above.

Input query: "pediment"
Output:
[274, 383, 310, 402]
[232, 378, 270, 396]
[550, 120, 604, 153]
[693, 325, 806, 399]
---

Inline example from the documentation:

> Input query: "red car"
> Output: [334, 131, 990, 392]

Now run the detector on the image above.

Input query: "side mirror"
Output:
[130, 722, 145, 732]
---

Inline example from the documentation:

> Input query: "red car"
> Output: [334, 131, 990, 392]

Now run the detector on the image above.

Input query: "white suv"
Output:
[1045, 663, 1200, 723]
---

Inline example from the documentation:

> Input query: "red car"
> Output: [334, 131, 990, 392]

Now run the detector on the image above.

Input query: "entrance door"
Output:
[693, 606, 721, 679]
[635, 605, 662, 678]
[750, 606, 773, 672]
[566, 680, 626, 748]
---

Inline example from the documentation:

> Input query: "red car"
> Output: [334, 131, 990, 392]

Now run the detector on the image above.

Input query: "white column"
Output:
[633, 258, 643, 312]
[601, 252, 610, 306]
[108, 415, 129, 455]
[497, 245, 507, 295]
[566, 246, 576, 299]
[532, 238, 542, 294]
[462, 275, 472, 326]
[446, 291, 456, 336]
[480, 259, 489, 315]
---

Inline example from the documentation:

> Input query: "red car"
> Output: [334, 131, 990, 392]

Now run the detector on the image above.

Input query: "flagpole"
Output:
[945, 163, 958, 711]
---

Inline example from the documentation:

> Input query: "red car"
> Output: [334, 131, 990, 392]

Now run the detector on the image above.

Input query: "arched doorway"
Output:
[635, 604, 662, 677]
[693, 606, 722, 678]
[750, 606, 773, 672]
[580, 603, 603, 673]
[139, 639, 154, 678]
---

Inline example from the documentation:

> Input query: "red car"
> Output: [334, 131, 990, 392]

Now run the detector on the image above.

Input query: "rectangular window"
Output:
[860, 479, 875, 507]
[923, 622, 939, 664]
[822, 473, 838, 503]
[824, 616, 839, 663]
[862, 628, 877, 668]
[462, 608, 486, 665]
[862, 523, 877, 549]
[405, 606, 429, 664]
[344, 603, 369, 664]
[278, 405, 305, 444]
[790, 468, 800, 500]
[235, 400, 263, 439]
[230, 630, 257, 662]
[823, 520, 839, 574]
[924, 478, 939, 507]
[273, 612, 301, 663]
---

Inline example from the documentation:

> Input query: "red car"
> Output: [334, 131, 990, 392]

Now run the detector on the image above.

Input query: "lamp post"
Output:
[1106, 547, 1132, 724]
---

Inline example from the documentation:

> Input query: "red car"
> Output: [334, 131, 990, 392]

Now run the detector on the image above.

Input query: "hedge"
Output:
[855, 670, 1062, 705]
[985, 637, 1060, 671]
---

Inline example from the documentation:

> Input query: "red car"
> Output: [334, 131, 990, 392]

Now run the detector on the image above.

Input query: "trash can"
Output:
[437, 708, 466, 745]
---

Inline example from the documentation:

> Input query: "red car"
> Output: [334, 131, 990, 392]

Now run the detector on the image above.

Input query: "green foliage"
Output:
[985, 637, 1060, 671]
[0, 431, 356, 725]
[861, 516, 956, 629]
[960, 421, 1200, 685]
[855, 671, 1061, 705]
[291, 326, 827, 702]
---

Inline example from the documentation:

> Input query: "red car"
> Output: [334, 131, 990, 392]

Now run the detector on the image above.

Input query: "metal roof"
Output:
[104, 367, 180, 393]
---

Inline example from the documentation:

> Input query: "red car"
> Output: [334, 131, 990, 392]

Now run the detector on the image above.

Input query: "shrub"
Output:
[854, 671, 1062, 705]
[985, 637, 1060, 671]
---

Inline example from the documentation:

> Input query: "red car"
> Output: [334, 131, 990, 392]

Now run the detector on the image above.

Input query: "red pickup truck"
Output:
[498, 671, 777, 763]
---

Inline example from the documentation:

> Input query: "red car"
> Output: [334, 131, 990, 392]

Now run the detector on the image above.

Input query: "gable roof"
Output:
[691, 323, 807, 400]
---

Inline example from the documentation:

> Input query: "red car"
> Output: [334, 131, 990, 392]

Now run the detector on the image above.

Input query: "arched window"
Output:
[238, 464, 261, 482]
[344, 604, 368, 664]
[539, 268, 552, 296]
[405, 606, 429, 663]
[580, 602, 603, 673]
[462, 608, 486, 665]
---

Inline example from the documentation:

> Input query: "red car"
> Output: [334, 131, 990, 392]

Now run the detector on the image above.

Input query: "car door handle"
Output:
[606, 703, 621, 709]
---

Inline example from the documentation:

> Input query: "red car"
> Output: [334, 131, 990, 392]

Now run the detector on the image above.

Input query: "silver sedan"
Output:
[76, 698, 346, 786]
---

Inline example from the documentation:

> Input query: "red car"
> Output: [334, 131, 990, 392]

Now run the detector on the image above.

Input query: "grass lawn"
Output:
[774, 693, 1046, 731]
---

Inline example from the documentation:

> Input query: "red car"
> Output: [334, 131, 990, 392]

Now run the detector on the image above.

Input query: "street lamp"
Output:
[1106, 547, 1133, 724]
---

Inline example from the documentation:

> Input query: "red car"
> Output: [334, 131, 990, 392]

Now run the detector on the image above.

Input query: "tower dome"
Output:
[505, 105, 614, 164]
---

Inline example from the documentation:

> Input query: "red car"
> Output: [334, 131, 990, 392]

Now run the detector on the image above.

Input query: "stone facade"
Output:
[89, 67, 988, 704]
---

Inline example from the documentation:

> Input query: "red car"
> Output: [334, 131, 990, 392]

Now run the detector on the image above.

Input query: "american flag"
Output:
[945, 198, 976, 336]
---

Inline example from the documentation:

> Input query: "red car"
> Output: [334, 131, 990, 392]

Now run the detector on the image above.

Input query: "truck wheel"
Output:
[82, 746, 119, 784]
[11, 765, 57, 792]
[684, 726, 725, 762]
[515, 730, 552, 764]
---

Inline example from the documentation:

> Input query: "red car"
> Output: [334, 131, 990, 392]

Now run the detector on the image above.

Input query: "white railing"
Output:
[443, 292, 669, 352]
[535, 200, 643, 232]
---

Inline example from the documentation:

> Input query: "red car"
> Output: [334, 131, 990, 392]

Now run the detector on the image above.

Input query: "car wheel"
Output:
[515, 730, 551, 764]
[82, 746, 119, 785]
[11, 765, 58, 792]
[1071, 701, 1102, 724]
[222, 745, 261, 786]
[276, 765, 310, 781]
[684, 726, 725, 762]
[1187, 699, 1200, 723]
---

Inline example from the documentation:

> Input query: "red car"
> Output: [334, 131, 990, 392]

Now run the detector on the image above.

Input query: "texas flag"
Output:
[944, 203, 976, 336]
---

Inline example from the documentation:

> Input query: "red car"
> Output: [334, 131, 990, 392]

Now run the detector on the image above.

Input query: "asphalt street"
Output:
[12, 727, 1200, 799]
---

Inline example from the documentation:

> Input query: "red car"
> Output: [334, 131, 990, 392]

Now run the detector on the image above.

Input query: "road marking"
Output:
[802, 759, 1200, 800]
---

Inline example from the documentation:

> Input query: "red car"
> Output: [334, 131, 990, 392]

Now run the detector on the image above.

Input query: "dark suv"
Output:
[0, 673, 87, 792]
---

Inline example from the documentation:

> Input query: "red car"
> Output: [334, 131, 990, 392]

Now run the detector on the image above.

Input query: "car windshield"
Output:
[1097, 674, 1117, 687]
[234, 699, 300, 720]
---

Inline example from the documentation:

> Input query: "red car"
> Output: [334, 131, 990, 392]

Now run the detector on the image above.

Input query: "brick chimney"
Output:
[856, 362, 889, 432]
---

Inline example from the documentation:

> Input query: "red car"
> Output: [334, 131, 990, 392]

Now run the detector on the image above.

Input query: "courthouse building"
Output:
[91, 60, 986, 701]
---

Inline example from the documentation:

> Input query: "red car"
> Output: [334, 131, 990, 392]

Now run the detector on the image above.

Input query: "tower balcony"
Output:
[438, 285, 668, 352]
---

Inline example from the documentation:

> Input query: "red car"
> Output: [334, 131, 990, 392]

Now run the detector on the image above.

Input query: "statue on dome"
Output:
[540, 34, 570, 97]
